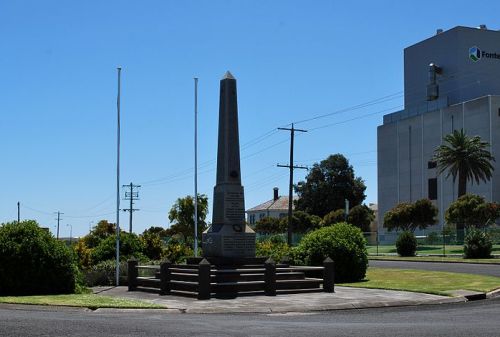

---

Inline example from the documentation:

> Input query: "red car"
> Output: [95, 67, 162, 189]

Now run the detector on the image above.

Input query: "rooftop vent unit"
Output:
[436, 28, 443, 35]
[479, 24, 487, 30]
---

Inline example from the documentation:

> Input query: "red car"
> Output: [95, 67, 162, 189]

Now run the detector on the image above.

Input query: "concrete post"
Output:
[127, 259, 138, 291]
[265, 258, 276, 296]
[160, 259, 172, 295]
[198, 258, 211, 300]
[323, 257, 335, 293]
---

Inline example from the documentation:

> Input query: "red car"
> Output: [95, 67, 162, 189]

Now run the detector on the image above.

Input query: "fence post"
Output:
[323, 257, 334, 293]
[160, 259, 172, 295]
[198, 258, 211, 300]
[127, 259, 138, 291]
[265, 257, 276, 296]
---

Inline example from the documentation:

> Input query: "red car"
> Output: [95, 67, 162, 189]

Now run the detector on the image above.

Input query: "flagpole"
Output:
[194, 77, 199, 257]
[116, 67, 121, 286]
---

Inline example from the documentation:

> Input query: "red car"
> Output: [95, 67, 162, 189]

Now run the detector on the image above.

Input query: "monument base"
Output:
[202, 224, 255, 258]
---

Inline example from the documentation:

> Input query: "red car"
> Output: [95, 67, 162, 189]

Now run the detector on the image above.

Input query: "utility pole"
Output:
[277, 123, 307, 246]
[122, 182, 140, 233]
[193, 77, 199, 257]
[54, 211, 64, 239]
[17, 202, 20, 223]
[116, 67, 121, 287]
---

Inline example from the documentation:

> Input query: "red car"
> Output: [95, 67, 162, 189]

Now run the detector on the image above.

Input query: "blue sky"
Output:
[1, 0, 499, 237]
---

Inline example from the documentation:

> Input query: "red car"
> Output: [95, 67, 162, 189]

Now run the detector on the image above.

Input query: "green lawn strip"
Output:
[0, 294, 165, 309]
[368, 255, 500, 264]
[339, 267, 500, 296]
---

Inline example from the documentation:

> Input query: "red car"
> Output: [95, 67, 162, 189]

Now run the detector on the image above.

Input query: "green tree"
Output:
[295, 154, 366, 218]
[322, 209, 345, 226]
[90, 232, 145, 264]
[84, 220, 116, 248]
[433, 129, 495, 197]
[279, 211, 322, 234]
[254, 217, 285, 234]
[347, 204, 375, 232]
[167, 194, 209, 240]
[445, 194, 500, 229]
[384, 199, 438, 232]
[142, 226, 169, 239]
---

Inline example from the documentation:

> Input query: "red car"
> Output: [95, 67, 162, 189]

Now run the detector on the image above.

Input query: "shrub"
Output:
[464, 228, 492, 258]
[396, 231, 417, 257]
[322, 209, 345, 226]
[0, 220, 77, 295]
[141, 232, 164, 260]
[83, 260, 128, 287]
[255, 235, 291, 262]
[254, 217, 285, 234]
[295, 223, 368, 282]
[91, 233, 145, 264]
[163, 238, 193, 264]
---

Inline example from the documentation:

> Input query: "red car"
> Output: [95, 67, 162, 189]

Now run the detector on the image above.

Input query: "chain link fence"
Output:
[365, 226, 500, 256]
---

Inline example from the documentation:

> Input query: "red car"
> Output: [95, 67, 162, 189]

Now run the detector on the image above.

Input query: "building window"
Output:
[428, 178, 437, 200]
[279, 213, 287, 218]
[259, 213, 266, 220]
[249, 214, 255, 225]
[428, 161, 437, 169]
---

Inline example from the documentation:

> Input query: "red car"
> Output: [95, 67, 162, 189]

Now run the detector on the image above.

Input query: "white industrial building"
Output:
[377, 25, 500, 243]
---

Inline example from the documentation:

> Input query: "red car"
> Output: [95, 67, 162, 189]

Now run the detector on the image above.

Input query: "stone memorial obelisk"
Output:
[202, 71, 256, 259]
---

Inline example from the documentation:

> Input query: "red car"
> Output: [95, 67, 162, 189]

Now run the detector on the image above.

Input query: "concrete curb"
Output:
[0, 296, 468, 314]
[169, 297, 467, 314]
[486, 288, 500, 298]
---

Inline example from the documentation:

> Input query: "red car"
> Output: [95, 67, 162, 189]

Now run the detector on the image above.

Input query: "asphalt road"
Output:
[1, 298, 499, 337]
[369, 260, 500, 277]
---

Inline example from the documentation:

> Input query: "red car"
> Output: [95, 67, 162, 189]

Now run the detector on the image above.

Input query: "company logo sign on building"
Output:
[469, 46, 500, 62]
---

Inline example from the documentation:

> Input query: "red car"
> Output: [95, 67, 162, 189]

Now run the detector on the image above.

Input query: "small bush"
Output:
[84, 260, 128, 287]
[464, 228, 492, 258]
[295, 223, 368, 282]
[0, 220, 77, 295]
[162, 238, 193, 264]
[256, 235, 291, 262]
[396, 231, 417, 257]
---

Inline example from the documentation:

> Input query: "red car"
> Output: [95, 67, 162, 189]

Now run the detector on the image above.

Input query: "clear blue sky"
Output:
[1, 0, 498, 237]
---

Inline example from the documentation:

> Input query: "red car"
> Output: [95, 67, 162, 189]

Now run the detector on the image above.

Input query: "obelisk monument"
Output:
[202, 71, 256, 258]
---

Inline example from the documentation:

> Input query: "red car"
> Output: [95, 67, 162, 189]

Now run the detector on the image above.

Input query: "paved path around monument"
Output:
[92, 286, 462, 314]
[369, 260, 500, 277]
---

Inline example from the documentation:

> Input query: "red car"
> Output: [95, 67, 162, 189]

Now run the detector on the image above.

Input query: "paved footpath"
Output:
[94, 286, 462, 314]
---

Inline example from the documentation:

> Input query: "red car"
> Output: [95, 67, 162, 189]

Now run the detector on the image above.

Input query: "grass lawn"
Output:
[339, 267, 500, 296]
[368, 255, 500, 264]
[0, 294, 164, 309]
[367, 244, 500, 255]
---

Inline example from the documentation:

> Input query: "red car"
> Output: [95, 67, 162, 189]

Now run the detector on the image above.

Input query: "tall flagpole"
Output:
[194, 77, 199, 257]
[116, 67, 121, 286]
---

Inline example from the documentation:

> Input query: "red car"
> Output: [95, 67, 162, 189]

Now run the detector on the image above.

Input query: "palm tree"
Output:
[433, 129, 495, 198]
